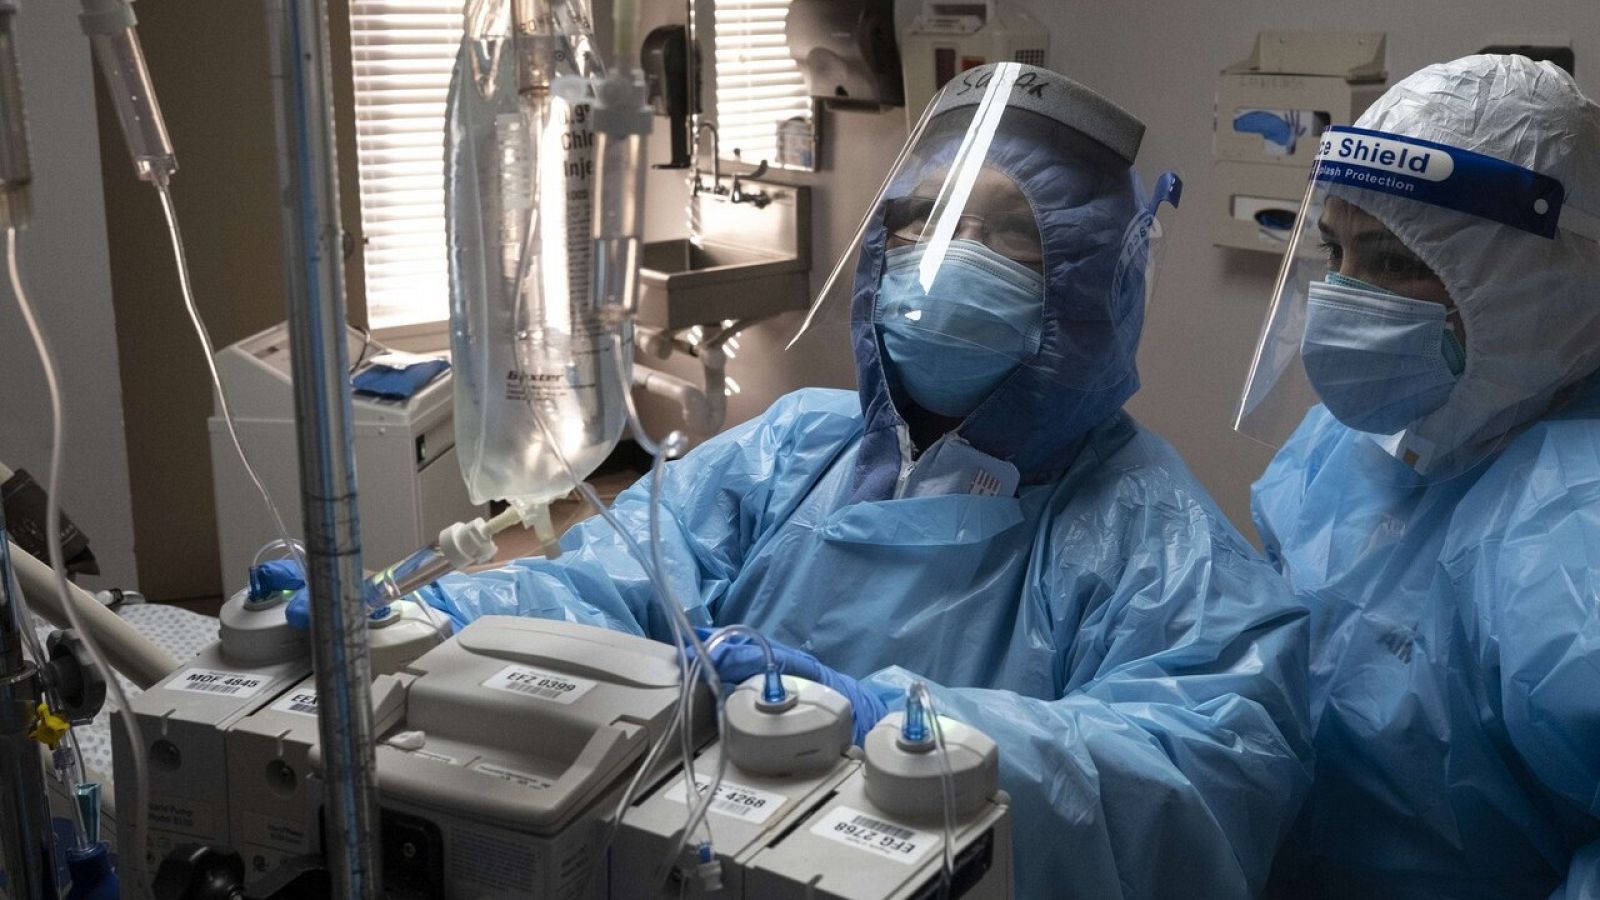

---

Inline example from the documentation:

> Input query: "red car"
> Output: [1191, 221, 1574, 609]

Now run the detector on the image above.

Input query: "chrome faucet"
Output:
[693, 123, 771, 207]
[693, 121, 724, 196]
[730, 158, 770, 208]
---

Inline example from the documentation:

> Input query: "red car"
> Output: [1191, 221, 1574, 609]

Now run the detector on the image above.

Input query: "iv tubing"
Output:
[610, 0, 637, 71]
[7, 227, 153, 898]
[515, 326, 724, 870]
[665, 621, 790, 871]
[909, 681, 958, 894]
[503, 44, 719, 864]
[156, 183, 304, 573]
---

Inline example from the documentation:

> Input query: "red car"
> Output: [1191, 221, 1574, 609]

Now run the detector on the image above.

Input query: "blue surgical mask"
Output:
[1302, 274, 1466, 434]
[875, 240, 1044, 418]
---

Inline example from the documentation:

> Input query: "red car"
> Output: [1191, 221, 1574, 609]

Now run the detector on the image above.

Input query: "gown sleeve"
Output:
[429, 391, 860, 640]
[1445, 423, 1600, 843]
[864, 469, 1314, 899]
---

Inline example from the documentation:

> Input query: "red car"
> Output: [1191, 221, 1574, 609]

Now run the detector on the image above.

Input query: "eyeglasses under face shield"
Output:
[790, 61, 1182, 398]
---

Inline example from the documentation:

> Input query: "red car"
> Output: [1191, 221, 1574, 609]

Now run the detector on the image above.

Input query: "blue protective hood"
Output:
[849, 97, 1151, 500]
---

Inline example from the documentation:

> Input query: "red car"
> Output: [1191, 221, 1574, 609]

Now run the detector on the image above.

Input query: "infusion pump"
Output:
[119, 616, 1014, 899]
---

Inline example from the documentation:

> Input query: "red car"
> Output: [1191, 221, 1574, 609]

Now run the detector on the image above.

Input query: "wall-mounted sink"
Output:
[636, 178, 812, 332]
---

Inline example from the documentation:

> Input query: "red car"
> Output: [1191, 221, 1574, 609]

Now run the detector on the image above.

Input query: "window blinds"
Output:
[712, 0, 810, 166]
[349, 0, 462, 329]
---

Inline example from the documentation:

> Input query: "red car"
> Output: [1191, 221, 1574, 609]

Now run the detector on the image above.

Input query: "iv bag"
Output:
[445, 1, 632, 511]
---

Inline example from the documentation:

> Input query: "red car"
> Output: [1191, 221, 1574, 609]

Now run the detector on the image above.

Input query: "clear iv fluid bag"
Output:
[445, 10, 631, 509]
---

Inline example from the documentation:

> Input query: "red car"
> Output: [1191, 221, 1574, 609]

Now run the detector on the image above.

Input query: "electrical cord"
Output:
[348, 324, 373, 375]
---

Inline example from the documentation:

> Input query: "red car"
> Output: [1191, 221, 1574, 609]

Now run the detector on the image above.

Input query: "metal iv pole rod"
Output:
[262, 0, 381, 897]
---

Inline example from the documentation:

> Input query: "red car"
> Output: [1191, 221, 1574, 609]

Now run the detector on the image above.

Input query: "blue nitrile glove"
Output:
[691, 627, 887, 745]
[285, 587, 313, 631]
[284, 567, 458, 633]
[249, 559, 305, 602]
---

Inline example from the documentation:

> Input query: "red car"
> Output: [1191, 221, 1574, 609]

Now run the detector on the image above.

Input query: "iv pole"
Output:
[263, 0, 382, 896]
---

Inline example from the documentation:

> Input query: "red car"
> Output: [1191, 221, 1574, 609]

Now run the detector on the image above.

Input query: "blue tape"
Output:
[1313, 126, 1566, 238]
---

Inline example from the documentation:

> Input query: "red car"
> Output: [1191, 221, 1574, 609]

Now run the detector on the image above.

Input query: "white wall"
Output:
[0, 2, 135, 588]
[641, 0, 1600, 537]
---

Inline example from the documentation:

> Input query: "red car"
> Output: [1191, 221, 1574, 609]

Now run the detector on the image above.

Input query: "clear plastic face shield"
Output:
[1236, 125, 1600, 481]
[790, 63, 1179, 413]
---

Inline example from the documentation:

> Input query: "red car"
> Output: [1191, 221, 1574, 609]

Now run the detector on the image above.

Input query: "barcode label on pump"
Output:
[270, 689, 319, 717]
[481, 664, 596, 705]
[663, 777, 785, 825]
[168, 668, 268, 699]
[809, 805, 937, 866]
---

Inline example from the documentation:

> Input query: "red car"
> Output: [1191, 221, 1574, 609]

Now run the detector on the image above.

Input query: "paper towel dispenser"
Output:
[785, 0, 903, 110]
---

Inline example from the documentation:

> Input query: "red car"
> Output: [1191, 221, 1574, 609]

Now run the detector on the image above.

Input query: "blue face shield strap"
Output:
[1146, 171, 1183, 216]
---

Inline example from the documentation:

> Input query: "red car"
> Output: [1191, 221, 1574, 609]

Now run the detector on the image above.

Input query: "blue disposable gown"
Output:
[436, 388, 1313, 899]
[1254, 373, 1600, 899]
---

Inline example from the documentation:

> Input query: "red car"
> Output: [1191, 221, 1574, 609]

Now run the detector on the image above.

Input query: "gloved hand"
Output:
[249, 559, 305, 600]
[690, 627, 887, 745]
[245, 557, 317, 631]
[284, 581, 455, 632]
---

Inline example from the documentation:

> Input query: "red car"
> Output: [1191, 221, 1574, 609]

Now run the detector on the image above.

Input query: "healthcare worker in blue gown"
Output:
[435, 63, 1314, 898]
[1236, 55, 1600, 900]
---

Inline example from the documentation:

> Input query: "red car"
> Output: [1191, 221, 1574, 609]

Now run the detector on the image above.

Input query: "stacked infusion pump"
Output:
[208, 323, 481, 595]
[115, 613, 1013, 898]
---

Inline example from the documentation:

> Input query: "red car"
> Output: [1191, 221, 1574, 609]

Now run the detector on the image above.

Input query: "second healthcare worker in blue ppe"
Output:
[433, 63, 1313, 898]
[1237, 55, 1600, 899]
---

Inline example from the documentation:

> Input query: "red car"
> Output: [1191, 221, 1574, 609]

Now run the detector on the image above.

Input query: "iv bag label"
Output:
[482, 663, 596, 704]
[472, 761, 553, 791]
[167, 667, 269, 699]
[270, 688, 319, 717]
[663, 776, 786, 825]
[810, 806, 937, 866]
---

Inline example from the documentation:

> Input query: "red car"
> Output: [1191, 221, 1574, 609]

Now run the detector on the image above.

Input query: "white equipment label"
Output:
[809, 806, 937, 866]
[482, 664, 596, 705]
[664, 777, 786, 826]
[167, 668, 269, 699]
[410, 748, 459, 766]
[270, 688, 319, 717]
[473, 761, 553, 791]
[243, 811, 313, 853]
[148, 796, 216, 839]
